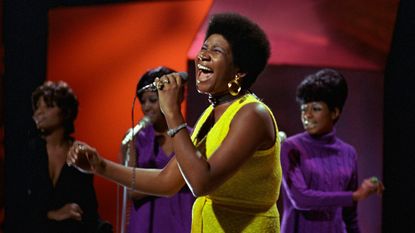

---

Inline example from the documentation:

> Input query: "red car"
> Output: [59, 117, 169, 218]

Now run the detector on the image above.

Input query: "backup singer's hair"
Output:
[296, 68, 348, 112]
[32, 81, 79, 135]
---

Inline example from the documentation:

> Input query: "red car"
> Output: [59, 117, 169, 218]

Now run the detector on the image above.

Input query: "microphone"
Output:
[136, 72, 188, 95]
[121, 116, 150, 145]
[278, 131, 287, 143]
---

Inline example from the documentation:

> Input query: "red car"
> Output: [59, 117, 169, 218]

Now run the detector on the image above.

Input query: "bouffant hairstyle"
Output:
[205, 12, 271, 89]
[296, 68, 348, 112]
[135, 66, 176, 101]
[32, 81, 79, 135]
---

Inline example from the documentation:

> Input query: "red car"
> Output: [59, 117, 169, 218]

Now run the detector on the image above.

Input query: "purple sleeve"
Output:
[281, 140, 355, 211]
[343, 149, 360, 233]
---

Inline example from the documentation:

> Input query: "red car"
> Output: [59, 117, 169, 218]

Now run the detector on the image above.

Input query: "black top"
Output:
[26, 136, 100, 233]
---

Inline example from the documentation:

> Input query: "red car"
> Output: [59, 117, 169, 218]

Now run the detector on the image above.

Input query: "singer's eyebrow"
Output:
[202, 40, 226, 49]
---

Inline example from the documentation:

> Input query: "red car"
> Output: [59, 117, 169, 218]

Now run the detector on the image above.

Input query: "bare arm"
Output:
[67, 143, 186, 197]
[177, 104, 274, 196]
[122, 140, 148, 200]
[156, 73, 275, 196]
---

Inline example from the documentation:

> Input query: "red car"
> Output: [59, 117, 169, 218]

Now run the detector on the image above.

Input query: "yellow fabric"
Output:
[190, 94, 282, 233]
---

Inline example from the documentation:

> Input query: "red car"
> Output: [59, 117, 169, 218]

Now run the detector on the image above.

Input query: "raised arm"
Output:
[157, 73, 276, 196]
[67, 142, 185, 197]
[169, 104, 275, 197]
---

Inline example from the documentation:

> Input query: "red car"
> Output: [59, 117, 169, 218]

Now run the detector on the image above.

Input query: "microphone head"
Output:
[278, 131, 287, 143]
[122, 116, 151, 145]
[136, 71, 189, 97]
[139, 116, 151, 127]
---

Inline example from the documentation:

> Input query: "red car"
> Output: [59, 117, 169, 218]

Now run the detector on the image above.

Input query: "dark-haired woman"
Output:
[126, 66, 194, 233]
[68, 13, 282, 233]
[280, 69, 384, 233]
[29, 81, 102, 233]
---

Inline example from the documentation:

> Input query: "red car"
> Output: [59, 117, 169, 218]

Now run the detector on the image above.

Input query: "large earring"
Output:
[228, 74, 242, 96]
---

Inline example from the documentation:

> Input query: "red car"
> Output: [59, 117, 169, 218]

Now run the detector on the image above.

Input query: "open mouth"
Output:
[197, 64, 213, 83]
[303, 119, 316, 129]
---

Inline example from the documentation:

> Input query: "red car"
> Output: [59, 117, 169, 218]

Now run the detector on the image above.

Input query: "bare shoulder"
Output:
[233, 101, 273, 125]
[231, 102, 275, 149]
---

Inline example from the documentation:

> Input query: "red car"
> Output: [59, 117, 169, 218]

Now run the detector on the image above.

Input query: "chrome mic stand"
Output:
[120, 144, 131, 233]
[119, 117, 150, 233]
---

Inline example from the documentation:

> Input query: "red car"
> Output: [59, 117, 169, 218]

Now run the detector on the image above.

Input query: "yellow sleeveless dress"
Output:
[190, 94, 282, 233]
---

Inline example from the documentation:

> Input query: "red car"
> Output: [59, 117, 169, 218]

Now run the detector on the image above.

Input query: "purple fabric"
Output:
[280, 129, 360, 233]
[127, 125, 194, 233]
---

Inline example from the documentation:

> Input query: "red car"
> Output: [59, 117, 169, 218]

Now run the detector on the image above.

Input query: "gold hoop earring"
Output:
[228, 74, 242, 96]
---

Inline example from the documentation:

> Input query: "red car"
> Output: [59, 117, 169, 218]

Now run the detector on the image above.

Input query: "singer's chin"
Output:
[195, 85, 208, 95]
[302, 122, 316, 130]
[33, 128, 50, 139]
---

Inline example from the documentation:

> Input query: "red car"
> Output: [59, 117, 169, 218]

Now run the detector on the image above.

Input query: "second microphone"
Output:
[136, 72, 188, 95]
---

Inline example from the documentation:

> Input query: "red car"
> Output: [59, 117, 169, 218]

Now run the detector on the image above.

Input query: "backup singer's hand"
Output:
[47, 203, 84, 221]
[67, 141, 102, 174]
[352, 177, 385, 201]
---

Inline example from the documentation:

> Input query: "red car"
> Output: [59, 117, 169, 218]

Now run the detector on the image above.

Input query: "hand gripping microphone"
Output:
[136, 72, 188, 95]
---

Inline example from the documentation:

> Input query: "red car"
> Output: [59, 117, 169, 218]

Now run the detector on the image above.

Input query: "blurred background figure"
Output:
[280, 68, 384, 233]
[123, 66, 194, 233]
[29, 81, 111, 233]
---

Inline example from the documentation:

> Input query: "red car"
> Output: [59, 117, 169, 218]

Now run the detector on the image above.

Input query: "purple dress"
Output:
[127, 125, 195, 233]
[280, 129, 360, 233]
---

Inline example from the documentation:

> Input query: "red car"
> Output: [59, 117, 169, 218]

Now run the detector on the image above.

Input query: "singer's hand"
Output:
[156, 73, 183, 119]
[352, 177, 385, 201]
[47, 203, 84, 221]
[67, 141, 103, 174]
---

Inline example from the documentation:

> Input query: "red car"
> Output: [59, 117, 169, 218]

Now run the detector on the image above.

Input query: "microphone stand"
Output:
[119, 117, 150, 233]
[120, 144, 131, 233]
[119, 96, 149, 233]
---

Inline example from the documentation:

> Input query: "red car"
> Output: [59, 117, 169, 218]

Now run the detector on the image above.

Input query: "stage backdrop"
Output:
[185, 0, 394, 233]
[47, 0, 212, 230]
